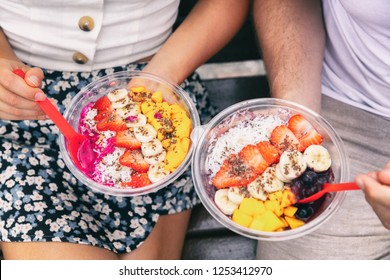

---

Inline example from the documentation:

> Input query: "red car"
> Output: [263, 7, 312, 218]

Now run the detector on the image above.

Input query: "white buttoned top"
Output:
[0, 0, 180, 71]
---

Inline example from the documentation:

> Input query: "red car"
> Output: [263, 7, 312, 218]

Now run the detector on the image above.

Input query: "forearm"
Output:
[144, 0, 251, 84]
[253, 0, 325, 112]
[0, 27, 20, 61]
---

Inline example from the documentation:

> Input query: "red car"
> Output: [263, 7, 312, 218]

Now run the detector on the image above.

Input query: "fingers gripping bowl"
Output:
[59, 70, 200, 196]
[191, 98, 349, 241]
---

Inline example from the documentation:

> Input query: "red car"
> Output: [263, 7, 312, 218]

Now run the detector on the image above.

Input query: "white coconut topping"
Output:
[206, 114, 284, 178]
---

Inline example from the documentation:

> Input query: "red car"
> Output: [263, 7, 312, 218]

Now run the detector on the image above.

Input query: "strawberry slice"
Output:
[256, 141, 280, 164]
[122, 172, 151, 188]
[299, 129, 323, 151]
[114, 130, 142, 150]
[287, 114, 323, 151]
[119, 149, 150, 172]
[239, 144, 268, 174]
[212, 154, 257, 189]
[93, 96, 112, 113]
[96, 111, 127, 131]
[270, 125, 300, 154]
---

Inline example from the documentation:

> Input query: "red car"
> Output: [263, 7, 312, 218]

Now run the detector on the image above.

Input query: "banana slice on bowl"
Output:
[141, 138, 164, 157]
[214, 189, 240, 215]
[116, 102, 140, 118]
[247, 176, 268, 201]
[148, 162, 170, 183]
[133, 124, 157, 142]
[125, 114, 147, 128]
[260, 166, 284, 193]
[303, 144, 332, 172]
[144, 150, 166, 165]
[275, 163, 292, 183]
[112, 95, 131, 109]
[227, 187, 246, 204]
[107, 88, 128, 102]
[278, 149, 307, 181]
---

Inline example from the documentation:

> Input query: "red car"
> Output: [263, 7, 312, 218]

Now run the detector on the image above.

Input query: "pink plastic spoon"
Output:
[13, 69, 94, 171]
[297, 182, 360, 204]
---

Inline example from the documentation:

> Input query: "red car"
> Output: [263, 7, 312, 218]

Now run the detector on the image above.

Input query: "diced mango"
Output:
[170, 103, 186, 116]
[232, 209, 253, 228]
[180, 137, 191, 154]
[279, 216, 289, 228]
[264, 200, 283, 216]
[164, 143, 187, 172]
[156, 102, 172, 118]
[249, 217, 266, 231]
[141, 101, 157, 114]
[284, 216, 305, 229]
[258, 210, 286, 232]
[283, 206, 298, 218]
[239, 198, 266, 216]
[162, 138, 179, 149]
[151, 91, 163, 103]
[281, 189, 297, 208]
[172, 116, 192, 138]
[131, 86, 147, 93]
[268, 190, 283, 202]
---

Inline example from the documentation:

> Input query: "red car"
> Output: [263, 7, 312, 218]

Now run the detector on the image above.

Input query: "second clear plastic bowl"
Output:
[191, 98, 349, 241]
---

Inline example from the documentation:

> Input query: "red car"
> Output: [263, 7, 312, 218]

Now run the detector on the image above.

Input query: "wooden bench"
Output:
[178, 1, 270, 259]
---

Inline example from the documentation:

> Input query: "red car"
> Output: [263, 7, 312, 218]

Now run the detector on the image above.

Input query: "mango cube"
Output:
[285, 216, 305, 229]
[232, 209, 253, 228]
[151, 91, 163, 103]
[255, 210, 285, 232]
[281, 189, 297, 208]
[239, 198, 266, 216]
[283, 206, 298, 218]
[264, 200, 283, 216]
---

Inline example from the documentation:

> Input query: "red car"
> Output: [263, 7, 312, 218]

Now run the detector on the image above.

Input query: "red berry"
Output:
[270, 125, 300, 154]
[122, 173, 151, 188]
[114, 130, 142, 150]
[119, 149, 150, 173]
[238, 144, 268, 174]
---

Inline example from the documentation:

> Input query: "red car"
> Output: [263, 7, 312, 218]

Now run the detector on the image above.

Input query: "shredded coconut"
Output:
[206, 114, 285, 178]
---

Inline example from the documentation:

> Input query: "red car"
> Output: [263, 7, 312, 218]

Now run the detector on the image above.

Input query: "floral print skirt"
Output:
[0, 63, 217, 254]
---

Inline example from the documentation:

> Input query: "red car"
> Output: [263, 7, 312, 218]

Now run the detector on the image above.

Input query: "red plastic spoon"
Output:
[13, 69, 94, 171]
[297, 182, 360, 204]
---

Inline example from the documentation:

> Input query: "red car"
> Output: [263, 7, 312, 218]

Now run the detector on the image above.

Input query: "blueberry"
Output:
[295, 205, 314, 219]
[302, 171, 318, 187]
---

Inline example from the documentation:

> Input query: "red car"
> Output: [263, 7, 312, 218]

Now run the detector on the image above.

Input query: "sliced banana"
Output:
[278, 150, 307, 180]
[125, 114, 147, 128]
[107, 88, 128, 102]
[144, 150, 166, 165]
[112, 95, 131, 109]
[116, 102, 140, 118]
[227, 187, 245, 204]
[247, 176, 268, 201]
[214, 189, 239, 215]
[148, 162, 170, 183]
[303, 144, 332, 172]
[275, 163, 292, 183]
[141, 138, 164, 157]
[260, 166, 285, 193]
[133, 124, 157, 143]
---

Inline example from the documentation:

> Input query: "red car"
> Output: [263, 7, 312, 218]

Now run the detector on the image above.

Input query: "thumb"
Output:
[24, 67, 44, 88]
[377, 161, 390, 185]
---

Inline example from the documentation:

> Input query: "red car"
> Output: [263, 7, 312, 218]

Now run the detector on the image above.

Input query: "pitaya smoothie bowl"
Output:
[59, 70, 200, 196]
[191, 98, 349, 241]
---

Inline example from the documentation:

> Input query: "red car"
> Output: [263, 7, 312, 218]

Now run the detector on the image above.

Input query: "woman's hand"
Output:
[355, 161, 390, 230]
[0, 58, 47, 120]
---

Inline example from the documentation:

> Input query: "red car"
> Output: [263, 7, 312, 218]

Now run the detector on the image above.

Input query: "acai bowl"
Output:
[59, 70, 200, 196]
[191, 98, 349, 241]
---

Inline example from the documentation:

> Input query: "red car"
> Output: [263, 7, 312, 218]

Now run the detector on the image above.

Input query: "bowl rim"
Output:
[191, 97, 349, 240]
[59, 70, 201, 196]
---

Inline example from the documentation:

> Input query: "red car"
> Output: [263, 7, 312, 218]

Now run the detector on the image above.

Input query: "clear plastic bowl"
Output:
[191, 98, 349, 241]
[59, 70, 200, 196]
